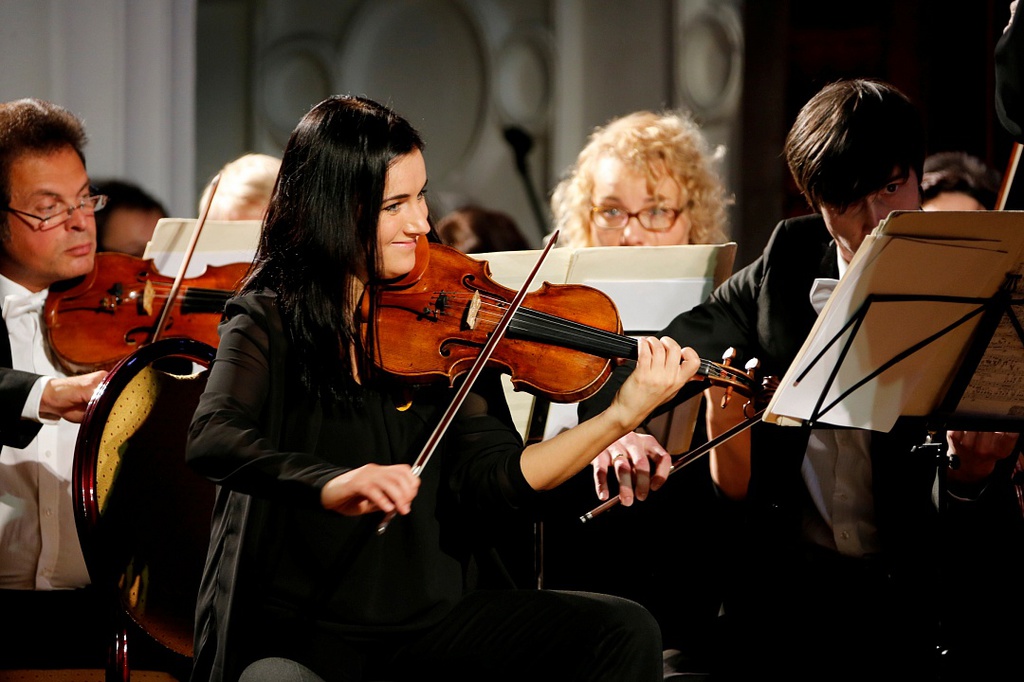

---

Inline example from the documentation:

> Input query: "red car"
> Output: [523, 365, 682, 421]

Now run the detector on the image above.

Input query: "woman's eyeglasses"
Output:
[590, 205, 682, 232]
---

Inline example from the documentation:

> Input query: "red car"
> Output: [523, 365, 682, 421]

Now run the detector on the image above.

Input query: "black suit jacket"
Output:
[0, 316, 43, 448]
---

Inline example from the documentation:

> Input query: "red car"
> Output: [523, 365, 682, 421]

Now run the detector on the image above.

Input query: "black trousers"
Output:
[243, 589, 663, 682]
[713, 545, 942, 682]
[0, 587, 191, 678]
[0, 587, 109, 669]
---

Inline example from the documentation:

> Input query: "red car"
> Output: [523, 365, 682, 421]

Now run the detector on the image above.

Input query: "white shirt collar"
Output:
[0, 274, 47, 320]
[809, 250, 852, 315]
[0, 272, 35, 300]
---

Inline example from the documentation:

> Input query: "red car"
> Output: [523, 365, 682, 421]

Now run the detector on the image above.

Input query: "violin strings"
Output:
[698, 360, 755, 390]
[130, 285, 235, 314]
[398, 289, 756, 391]
[447, 291, 595, 337]
[517, 308, 635, 357]
[460, 292, 634, 358]
[148, 292, 233, 302]
[146, 282, 234, 292]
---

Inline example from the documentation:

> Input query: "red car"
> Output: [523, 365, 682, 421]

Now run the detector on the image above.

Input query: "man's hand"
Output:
[946, 430, 1020, 485]
[591, 431, 672, 505]
[40, 370, 106, 423]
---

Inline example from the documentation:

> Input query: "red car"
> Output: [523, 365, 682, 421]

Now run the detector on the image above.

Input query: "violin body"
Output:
[45, 252, 247, 373]
[363, 243, 624, 403]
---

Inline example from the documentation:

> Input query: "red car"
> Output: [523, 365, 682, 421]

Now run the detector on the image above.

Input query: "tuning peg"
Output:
[719, 347, 738, 408]
[741, 357, 761, 416]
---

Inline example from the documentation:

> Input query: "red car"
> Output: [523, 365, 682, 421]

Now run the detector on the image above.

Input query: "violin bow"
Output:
[152, 173, 221, 341]
[579, 406, 766, 523]
[996, 142, 1022, 210]
[377, 230, 561, 535]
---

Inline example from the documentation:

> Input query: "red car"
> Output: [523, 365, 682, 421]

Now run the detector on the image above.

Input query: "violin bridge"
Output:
[142, 279, 155, 315]
[464, 290, 482, 330]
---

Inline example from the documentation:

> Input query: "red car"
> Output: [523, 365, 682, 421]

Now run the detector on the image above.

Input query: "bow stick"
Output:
[152, 173, 220, 341]
[376, 230, 560, 535]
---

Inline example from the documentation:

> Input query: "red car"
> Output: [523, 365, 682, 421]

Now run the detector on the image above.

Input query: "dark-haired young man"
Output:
[582, 79, 1023, 680]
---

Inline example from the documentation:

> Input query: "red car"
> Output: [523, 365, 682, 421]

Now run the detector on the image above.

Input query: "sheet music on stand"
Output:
[764, 210, 1024, 433]
[142, 218, 261, 276]
[481, 243, 737, 449]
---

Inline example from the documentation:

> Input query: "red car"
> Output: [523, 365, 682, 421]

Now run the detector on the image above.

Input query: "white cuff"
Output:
[23, 375, 60, 424]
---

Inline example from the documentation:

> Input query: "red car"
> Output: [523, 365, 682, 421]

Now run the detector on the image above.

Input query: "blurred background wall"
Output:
[0, 0, 1014, 268]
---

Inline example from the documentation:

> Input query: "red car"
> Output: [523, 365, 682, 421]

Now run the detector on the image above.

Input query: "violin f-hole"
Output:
[124, 325, 152, 347]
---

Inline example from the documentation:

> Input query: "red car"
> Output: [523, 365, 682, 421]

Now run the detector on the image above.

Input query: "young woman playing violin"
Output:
[186, 95, 701, 682]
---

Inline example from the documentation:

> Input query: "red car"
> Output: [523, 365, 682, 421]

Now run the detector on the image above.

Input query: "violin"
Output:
[360, 240, 759, 403]
[45, 251, 248, 373]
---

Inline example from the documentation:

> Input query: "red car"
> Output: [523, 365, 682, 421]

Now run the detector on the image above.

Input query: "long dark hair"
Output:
[241, 95, 424, 401]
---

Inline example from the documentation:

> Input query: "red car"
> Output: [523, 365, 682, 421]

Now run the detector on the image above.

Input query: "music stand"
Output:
[143, 217, 261, 276]
[765, 210, 1024, 434]
[763, 209, 1024, 669]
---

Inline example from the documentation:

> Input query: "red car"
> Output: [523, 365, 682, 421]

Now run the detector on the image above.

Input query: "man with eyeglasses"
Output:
[0, 98, 109, 669]
[581, 79, 1024, 680]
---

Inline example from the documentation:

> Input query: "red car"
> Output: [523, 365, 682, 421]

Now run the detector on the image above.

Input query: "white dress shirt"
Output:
[0, 274, 90, 589]
[799, 256, 881, 558]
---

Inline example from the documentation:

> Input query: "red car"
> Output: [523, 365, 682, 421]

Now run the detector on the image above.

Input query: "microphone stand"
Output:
[503, 126, 549, 242]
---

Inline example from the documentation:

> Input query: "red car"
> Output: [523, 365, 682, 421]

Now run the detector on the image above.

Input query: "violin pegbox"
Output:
[716, 348, 752, 407]
[714, 347, 764, 414]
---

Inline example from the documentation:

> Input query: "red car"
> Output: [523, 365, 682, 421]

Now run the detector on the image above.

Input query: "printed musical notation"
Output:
[957, 304, 1024, 416]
